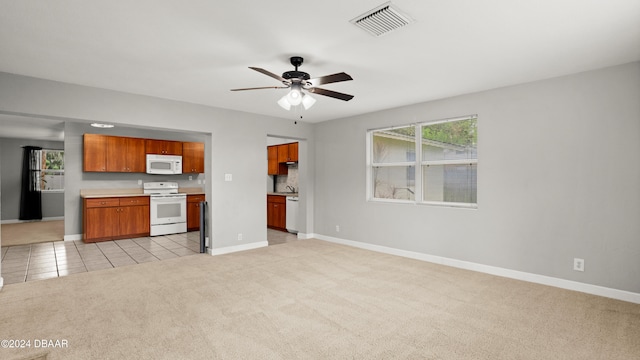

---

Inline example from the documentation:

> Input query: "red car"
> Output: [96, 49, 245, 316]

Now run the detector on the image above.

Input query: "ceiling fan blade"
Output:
[230, 86, 289, 91]
[249, 67, 287, 82]
[307, 87, 354, 101]
[307, 72, 353, 86]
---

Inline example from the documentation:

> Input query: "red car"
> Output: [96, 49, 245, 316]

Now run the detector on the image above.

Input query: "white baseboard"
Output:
[209, 241, 268, 256]
[314, 234, 640, 304]
[64, 234, 82, 241]
[1, 217, 64, 225]
[296, 232, 314, 240]
[0, 276, 4, 290]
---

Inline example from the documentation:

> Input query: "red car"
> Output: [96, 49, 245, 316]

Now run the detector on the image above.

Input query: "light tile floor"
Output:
[267, 228, 299, 246]
[1, 232, 202, 285]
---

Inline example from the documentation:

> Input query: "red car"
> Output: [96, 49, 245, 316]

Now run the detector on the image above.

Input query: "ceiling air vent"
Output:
[350, 2, 414, 37]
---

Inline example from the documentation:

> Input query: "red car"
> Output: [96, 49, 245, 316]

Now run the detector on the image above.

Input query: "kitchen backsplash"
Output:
[275, 164, 298, 192]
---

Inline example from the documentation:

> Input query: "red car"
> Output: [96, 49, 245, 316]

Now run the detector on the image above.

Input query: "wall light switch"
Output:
[224, 174, 233, 182]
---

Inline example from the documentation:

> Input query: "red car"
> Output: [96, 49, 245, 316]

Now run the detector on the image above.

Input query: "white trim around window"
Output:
[367, 115, 477, 208]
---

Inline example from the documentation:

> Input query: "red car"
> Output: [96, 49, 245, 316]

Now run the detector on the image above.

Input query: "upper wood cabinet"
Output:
[276, 142, 298, 163]
[84, 134, 108, 172]
[268, 145, 288, 175]
[287, 142, 299, 162]
[277, 144, 289, 163]
[106, 136, 146, 172]
[145, 139, 183, 155]
[84, 134, 204, 173]
[268, 142, 298, 175]
[182, 142, 205, 173]
[84, 134, 145, 173]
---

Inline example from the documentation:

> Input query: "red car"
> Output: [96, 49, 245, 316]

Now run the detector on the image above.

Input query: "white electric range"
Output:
[143, 182, 187, 236]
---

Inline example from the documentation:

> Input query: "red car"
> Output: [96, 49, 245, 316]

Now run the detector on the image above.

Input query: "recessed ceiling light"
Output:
[91, 123, 115, 128]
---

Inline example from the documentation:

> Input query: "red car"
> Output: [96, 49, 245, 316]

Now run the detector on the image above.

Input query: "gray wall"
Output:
[0, 137, 65, 221]
[314, 62, 640, 293]
[0, 72, 315, 248]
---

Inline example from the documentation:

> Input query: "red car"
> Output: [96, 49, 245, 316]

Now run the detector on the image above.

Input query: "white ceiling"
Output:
[0, 0, 639, 136]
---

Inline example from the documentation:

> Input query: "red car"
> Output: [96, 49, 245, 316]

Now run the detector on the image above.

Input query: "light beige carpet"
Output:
[0, 239, 639, 360]
[0, 220, 64, 247]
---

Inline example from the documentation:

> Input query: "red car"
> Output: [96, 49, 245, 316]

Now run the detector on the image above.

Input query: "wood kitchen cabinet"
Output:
[145, 139, 183, 155]
[106, 136, 146, 172]
[84, 134, 145, 173]
[287, 142, 298, 162]
[182, 142, 205, 173]
[83, 134, 108, 172]
[277, 142, 298, 163]
[267, 195, 286, 231]
[268, 143, 298, 175]
[83, 196, 150, 242]
[268, 145, 286, 175]
[187, 194, 206, 231]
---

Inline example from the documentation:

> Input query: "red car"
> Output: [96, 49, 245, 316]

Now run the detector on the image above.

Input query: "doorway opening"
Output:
[266, 136, 305, 246]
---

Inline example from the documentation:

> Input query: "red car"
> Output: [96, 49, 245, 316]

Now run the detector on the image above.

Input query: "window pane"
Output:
[42, 150, 64, 170]
[42, 172, 64, 191]
[372, 126, 416, 163]
[423, 164, 477, 203]
[373, 166, 415, 200]
[422, 118, 477, 161]
[39, 150, 64, 191]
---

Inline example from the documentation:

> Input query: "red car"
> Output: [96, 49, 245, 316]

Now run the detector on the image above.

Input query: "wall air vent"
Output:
[350, 2, 414, 37]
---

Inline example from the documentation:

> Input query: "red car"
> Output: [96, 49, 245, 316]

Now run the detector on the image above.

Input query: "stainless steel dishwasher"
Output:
[286, 196, 299, 233]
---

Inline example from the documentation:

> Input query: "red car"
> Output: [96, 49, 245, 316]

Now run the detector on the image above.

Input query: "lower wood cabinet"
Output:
[83, 196, 150, 242]
[187, 194, 206, 231]
[267, 195, 286, 231]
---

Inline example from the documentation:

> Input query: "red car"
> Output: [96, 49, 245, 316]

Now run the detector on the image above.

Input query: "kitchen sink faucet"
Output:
[286, 185, 296, 193]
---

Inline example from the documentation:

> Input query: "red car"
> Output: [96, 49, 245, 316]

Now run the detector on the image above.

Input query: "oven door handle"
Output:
[151, 196, 186, 202]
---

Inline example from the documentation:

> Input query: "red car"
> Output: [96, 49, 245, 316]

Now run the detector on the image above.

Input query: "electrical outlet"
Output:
[335, 225, 340, 232]
[137, 179, 142, 185]
[197, 179, 202, 184]
[225, 174, 233, 182]
[189, 175, 193, 181]
[237, 233, 243, 241]
[573, 258, 585, 272]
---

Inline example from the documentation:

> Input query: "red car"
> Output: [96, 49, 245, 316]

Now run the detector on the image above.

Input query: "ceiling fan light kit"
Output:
[286, 84, 303, 106]
[301, 93, 316, 110]
[231, 56, 354, 111]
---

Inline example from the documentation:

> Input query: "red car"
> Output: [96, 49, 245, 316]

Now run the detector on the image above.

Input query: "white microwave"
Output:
[146, 154, 183, 175]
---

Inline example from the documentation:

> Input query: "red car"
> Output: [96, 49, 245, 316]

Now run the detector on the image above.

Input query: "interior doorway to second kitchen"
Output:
[266, 136, 304, 246]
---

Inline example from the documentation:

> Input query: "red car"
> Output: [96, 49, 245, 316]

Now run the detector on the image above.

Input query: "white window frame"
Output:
[40, 149, 64, 192]
[366, 124, 417, 204]
[367, 115, 477, 208]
